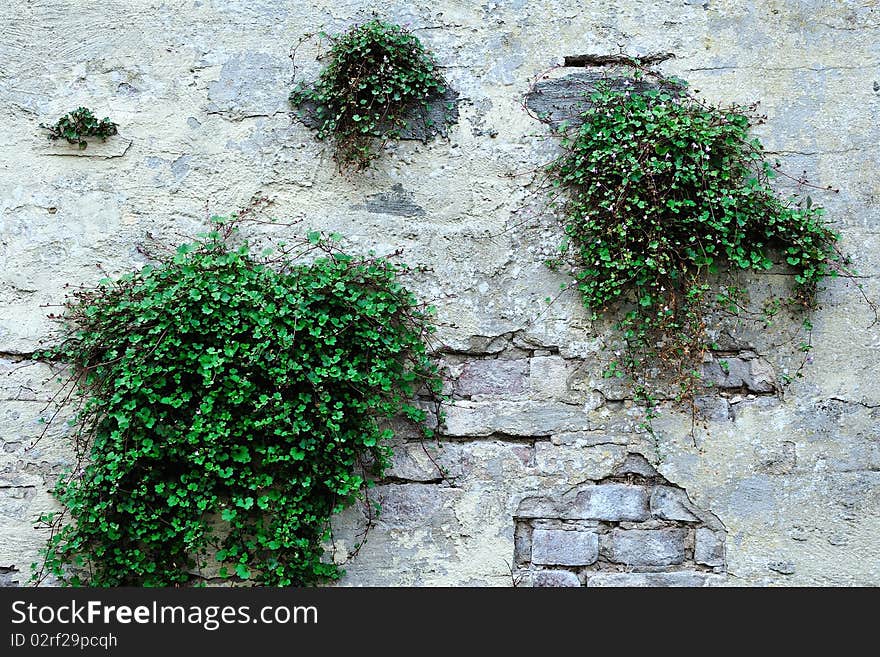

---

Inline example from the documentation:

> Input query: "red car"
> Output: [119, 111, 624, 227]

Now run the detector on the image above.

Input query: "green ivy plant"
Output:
[33, 219, 441, 586]
[541, 71, 851, 416]
[41, 107, 118, 149]
[291, 19, 451, 171]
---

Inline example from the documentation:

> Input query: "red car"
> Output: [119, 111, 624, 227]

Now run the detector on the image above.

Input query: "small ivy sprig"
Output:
[41, 107, 118, 149]
[291, 19, 450, 171]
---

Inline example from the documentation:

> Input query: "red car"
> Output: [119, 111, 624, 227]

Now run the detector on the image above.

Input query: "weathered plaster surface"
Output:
[1, 0, 878, 586]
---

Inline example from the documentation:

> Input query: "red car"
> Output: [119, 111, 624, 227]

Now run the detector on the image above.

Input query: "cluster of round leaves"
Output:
[291, 19, 450, 170]
[41, 107, 118, 149]
[35, 224, 440, 586]
[546, 75, 843, 407]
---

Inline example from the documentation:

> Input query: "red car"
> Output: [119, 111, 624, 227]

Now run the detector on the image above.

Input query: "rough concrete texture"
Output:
[1, 1, 879, 587]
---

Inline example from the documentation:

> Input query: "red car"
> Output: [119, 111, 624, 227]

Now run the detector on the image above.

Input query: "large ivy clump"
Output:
[35, 223, 440, 586]
[291, 19, 450, 170]
[545, 74, 844, 409]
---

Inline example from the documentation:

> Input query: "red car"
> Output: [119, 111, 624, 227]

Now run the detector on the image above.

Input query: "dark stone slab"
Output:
[293, 87, 459, 142]
[525, 70, 679, 129]
[353, 183, 426, 217]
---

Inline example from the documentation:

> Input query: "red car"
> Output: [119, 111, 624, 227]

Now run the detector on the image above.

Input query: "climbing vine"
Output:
[41, 107, 117, 149]
[291, 19, 452, 170]
[539, 71, 854, 415]
[33, 219, 441, 586]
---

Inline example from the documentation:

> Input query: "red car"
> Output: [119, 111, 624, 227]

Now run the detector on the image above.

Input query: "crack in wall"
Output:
[829, 396, 880, 410]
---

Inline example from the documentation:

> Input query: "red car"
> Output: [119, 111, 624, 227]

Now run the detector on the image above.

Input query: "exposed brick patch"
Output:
[513, 456, 727, 586]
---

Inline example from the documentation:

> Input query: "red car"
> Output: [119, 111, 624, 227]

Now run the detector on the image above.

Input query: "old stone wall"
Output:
[1, 0, 878, 586]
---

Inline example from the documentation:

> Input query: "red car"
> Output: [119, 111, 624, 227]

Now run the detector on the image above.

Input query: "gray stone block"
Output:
[353, 184, 425, 217]
[702, 356, 776, 393]
[374, 483, 454, 529]
[386, 443, 445, 483]
[612, 453, 659, 478]
[748, 359, 776, 393]
[529, 355, 569, 399]
[604, 528, 687, 566]
[570, 483, 650, 521]
[442, 400, 592, 436]
[530, 570, 581, 587]
[587, 571, 725, 587]
[516, 496, 560, 519]
[454, 359, 528, 397]
[650, 486, 699, 522]
[695, 528, 726, 568]
[531, 529, 599, 566]
[694, 396, 731, 421]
